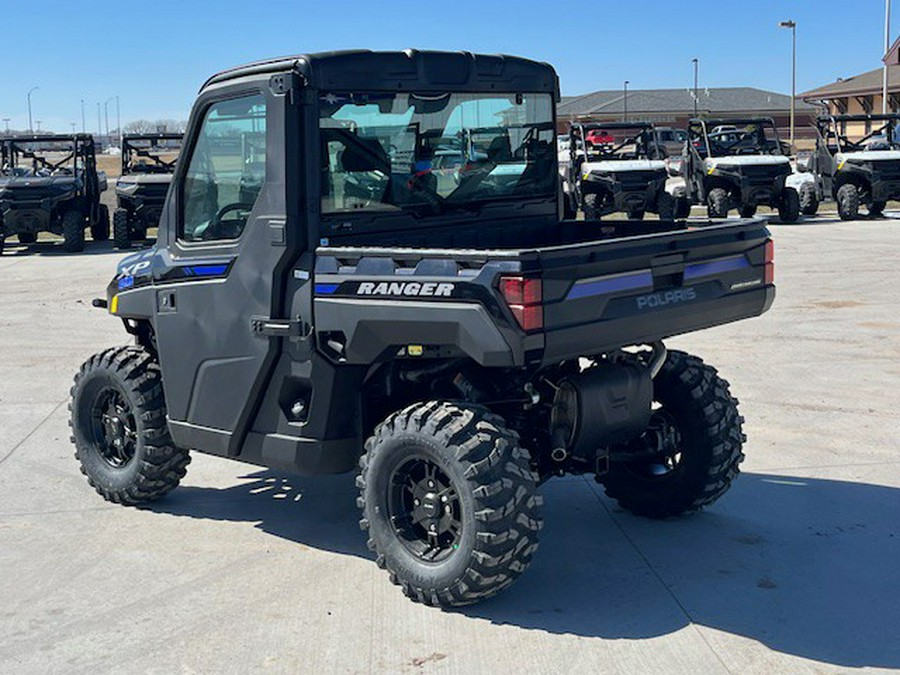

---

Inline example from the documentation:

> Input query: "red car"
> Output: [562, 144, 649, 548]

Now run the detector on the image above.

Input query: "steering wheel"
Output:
[204, 202, 254, 239]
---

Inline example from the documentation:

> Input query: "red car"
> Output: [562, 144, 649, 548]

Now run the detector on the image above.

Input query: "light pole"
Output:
[692, 58, 699, 116]
[780, 20, 797, 151]
[96, 103, 102, 137]
[623, 80, 629, 121]
[2, 118, 9, 133]
[80, 98, 86, 133]
[104, 96, 116, 145]
[35, 120, 42, 132]
[70, 122, 77, 134]
[27, 86, 39, 133]
[115, 95, 121, 147]
[884, 0, 891, 113]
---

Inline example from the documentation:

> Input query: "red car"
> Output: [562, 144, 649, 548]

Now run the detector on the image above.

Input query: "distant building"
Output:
[801, 37, 900, 137]
[558, 86, 817, 141]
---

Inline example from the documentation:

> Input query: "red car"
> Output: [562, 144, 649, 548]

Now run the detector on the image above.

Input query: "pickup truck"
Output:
[68, 50, 775, 608]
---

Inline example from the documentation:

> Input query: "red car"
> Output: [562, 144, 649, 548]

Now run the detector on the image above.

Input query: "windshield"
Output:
[319, 92, 555, 214]
[824, 118, 900, 153]
[697, 121, 783, 157]
[123, 137, 182, 174]
[1, 139, 82, 177]
[572, 125, 661, 160]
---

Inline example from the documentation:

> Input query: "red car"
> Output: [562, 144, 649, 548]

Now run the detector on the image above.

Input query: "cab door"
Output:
[153, 75, 305, 457]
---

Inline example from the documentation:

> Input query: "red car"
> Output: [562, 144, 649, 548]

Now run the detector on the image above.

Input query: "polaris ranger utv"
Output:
[560, 122, 682, 220]
[69, 50, 775, 607]
[0, 134, 108, 253]
[683, 117, 799, 222]
[114, 133, 183, 249]
[799, 114, 900, 219]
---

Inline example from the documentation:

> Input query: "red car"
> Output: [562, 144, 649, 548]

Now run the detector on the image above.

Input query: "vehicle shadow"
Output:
[149, 470, 900, 669]
[0, 239, 128, 258]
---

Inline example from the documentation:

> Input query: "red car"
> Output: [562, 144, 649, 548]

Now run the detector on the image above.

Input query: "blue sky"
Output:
[1, 0, 895, 133]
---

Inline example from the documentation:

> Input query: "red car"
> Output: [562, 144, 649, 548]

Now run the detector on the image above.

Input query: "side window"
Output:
[181, 94, 267, 242]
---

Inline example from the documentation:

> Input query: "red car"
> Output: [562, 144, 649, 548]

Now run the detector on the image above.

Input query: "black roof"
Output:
[203, 49, 558, 96]
[1, 133, 95, 143]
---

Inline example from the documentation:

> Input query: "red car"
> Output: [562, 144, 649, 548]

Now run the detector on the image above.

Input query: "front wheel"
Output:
[778, 188, 801, 223]
[62, 210, 85, 252]
[601, 350, 745, 519]
[738, 204, 757, 218]
[582, 192, 601, 221]
[837, 184, 860, 220]
[69, 346, 190, 505]
[113, 209, 131, 249]
[707, 187, 729, 218]
[358, 401, 543, 607]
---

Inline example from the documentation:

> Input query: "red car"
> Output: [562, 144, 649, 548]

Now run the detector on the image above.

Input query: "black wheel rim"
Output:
[388, 456, 462, 563]
[624, 405, 684, 478]
[89, 386, 138, 468]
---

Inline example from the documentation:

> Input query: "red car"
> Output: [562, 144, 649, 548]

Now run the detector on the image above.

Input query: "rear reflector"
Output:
[500, 276, 543, 332]
[764, 239, 774, 284]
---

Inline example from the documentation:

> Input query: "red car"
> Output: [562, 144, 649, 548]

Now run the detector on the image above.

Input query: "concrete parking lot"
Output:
[0, 216, 898, 673]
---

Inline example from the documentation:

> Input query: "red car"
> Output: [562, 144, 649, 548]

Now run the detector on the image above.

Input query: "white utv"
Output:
[798, 114, 900, 219]
[560, 122, 688, 220]
[683, 117, 799, 222]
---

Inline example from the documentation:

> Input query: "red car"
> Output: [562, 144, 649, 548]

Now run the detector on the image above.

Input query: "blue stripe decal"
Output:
[315, 283, 339, 295]
[190, 264, 229, 277]
[684, 256, 750, 280]
[567, 271, 653, 300]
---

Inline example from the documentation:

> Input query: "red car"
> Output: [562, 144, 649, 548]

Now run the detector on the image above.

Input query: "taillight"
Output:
[764, 239, 775, 285]
[500, 276, 543, 332]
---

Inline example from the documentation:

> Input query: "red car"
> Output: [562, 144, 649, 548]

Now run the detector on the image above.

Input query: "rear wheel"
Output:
[91, 204, 110, 241]
[837, 184, 860, 221]
[601, 350, 745, 519]
[17, 231, 37, 244]
[69, 346, 190, 505]
[738, 204, 757, 218]
[778, 188, 801, 223]
[62, 210, 85, 252]
[583, 192, 601, 221]
[707, 187, 729, 218]
[869, 200, 886, 217]
[800, 182, 819, 216]
[113, 209, 131, 249]
[358, 401, 543, 607]
[628, 208, 645, 220]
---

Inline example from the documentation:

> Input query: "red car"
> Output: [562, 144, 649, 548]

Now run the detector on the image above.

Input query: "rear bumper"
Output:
[0, 205, 51, 233]
[540, 284, 774, 365]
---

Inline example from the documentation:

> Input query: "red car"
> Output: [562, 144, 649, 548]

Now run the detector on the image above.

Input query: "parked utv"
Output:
[0, 134, 108, 253]
[560, 122, 685, 220]
[69, 50, 775, 608]
[113, 133, 183, 248]
[683, 117, 799, 222]
[799, 114, 900, 219]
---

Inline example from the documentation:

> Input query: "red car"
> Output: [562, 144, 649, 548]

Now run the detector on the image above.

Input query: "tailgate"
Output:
[528, 221, 774, 363]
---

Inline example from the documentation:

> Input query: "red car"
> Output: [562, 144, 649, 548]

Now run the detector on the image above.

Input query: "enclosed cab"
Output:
[0, 134, 108, 253]
[561, 122, 683, 220]
[113, 133, 183, 248]
[69, 50, 774, 608]
[801, 114, 900, 219]
[683, 117, 799, 222]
